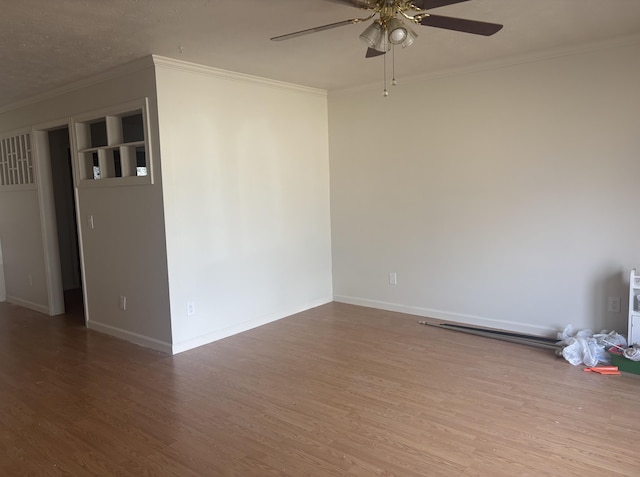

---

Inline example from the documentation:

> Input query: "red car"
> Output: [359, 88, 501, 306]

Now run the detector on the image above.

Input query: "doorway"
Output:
[47, 127, 84, 320]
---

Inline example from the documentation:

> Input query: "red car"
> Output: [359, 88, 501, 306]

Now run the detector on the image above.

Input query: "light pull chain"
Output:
[392, 45, 397, 86]
[383, 50, 388, 97]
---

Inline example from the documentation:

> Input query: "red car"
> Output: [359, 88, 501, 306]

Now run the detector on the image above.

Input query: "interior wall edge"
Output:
[151, 54, 327, 98]
[0, 56, 156, 115]
[172, 295, 334, 355]
[329, 32, 640, 97]
[87, 320, 172, 354]
[333, 295, 559, 338]
[6, 296, 49, 315]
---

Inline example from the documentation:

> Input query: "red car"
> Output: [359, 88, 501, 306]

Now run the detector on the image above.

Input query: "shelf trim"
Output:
[77, 175, 151, 189]
[78, 140, 145, 154]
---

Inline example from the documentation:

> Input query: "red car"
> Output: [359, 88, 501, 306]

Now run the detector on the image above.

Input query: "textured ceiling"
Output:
[1, 0, 640, 108]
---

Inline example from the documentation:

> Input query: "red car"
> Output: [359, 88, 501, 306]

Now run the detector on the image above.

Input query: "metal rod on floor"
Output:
[439, 323, 558, 343]
[418, 321, 562, 351]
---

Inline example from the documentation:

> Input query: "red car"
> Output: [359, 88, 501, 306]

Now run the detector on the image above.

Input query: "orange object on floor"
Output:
[584, 366, 621, 375]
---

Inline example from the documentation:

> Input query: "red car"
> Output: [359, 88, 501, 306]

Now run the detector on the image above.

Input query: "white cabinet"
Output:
[628, 268, 640, 346]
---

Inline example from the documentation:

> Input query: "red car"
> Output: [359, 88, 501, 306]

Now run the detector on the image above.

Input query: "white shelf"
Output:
[73, 99, 152, 186]
[78, 140, 145, 154]
[629, 269, 640, 346]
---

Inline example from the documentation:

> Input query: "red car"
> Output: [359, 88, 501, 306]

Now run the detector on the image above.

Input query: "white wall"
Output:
[0, 239, 4, 301]
[0, 188, 48, 312]
[329, 40, 640, 336]
[0, 58, 173, 350]
[154, 58, 333, 353]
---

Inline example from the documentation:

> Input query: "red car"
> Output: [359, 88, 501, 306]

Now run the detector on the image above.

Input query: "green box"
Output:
[610, 353, 640, 375]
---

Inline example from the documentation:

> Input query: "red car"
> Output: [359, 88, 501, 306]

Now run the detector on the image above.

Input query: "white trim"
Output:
[31, 118, 79, 315]
[0, 184, 37, 192]
[71, 98, 149, 124]
[0, 127, 33, 140]
[331, 33, 640, 96]
[65, 116, 90, 326]
[0, 130, 35, 189]
[333, 295, 558, 337]
[71, 98, 153, 186]
[172, 295, 333, 355]
[6, 295, 49, 315]
[87, 320, 172, 354]
[77, 175, 152, 188]
[0, 56, 155, 114]
[151, 55, 327, 98]
[32, 124, 68, 316]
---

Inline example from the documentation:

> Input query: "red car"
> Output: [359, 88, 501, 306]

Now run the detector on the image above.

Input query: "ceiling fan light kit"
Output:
[359, 21, 389, 51]
[400, 25, 419, 48]
[386, 18, 408, 45]
[271, 0, 503, 96]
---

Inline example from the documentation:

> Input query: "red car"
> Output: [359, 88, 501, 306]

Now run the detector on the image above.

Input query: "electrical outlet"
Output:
[88, 215, 94, 229]
[187, 301, 195, 316]
[27, 274, 33, 286]
[389, 272, 397, 285]
[607, 296, 620, 313]
[119, 295, 127, 311]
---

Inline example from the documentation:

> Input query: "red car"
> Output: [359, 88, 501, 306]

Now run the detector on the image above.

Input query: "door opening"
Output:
[47, 127, 84, 322]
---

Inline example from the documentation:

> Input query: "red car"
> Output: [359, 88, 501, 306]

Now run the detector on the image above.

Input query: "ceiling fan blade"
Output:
[323, 0, 378, 9]
[271, 19, 362, 41]
[420, 14, 503, 36]
[365, 47, 386, 58]
[412, 0, 470, 10]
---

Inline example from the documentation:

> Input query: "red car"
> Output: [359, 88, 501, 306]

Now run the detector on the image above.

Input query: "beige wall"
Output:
[0, 56, 332, 354]
[155, 58, 333, 353]
[329, 40, 640, 335]
[0, 59, 173, 349]
[0, 189, 47, 310]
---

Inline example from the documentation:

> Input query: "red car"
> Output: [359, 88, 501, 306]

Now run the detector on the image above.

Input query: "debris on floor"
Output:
[621, 344, 640, 361]
[418, 320, 561, 350]
[583, 366, 621, 375]
[556, 325, 626, 368]
[609, 346, 640, 375]
[418, 320, 640, 374]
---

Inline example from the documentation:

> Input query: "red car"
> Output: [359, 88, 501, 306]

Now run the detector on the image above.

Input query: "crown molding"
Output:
[4, 32, 636, 110]
[0, 56, 156, 115]
[330, 33, 640, 97]
[151, 55, 327, 98]
[0, 53, 326, 115]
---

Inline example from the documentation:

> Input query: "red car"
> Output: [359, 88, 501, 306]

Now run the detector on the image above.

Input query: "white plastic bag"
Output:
[560, 337, 599, 367]
[557, 325, 612, 367]
[561, 338, 587, 366]
[594, 330, 627, 351]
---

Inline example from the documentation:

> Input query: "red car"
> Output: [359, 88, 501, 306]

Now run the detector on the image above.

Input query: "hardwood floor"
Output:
[1, 300, 639, 476]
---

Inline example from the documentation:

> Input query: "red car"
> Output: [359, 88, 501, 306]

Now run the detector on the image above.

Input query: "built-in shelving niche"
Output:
[74, 99, 152, 187]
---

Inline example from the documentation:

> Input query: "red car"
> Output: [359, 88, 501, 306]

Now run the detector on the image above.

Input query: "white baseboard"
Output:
[172, 295, 334, 355]
[333, 295, 557, 337]
[87, 320, 172, 354]
[6, 295, 49, 315]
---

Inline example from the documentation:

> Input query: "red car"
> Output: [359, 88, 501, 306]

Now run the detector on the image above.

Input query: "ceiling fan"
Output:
[271, 0, 503, 94]
[271, 0, 503, 58]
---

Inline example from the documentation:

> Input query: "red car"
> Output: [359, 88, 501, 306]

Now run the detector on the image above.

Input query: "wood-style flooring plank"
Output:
[2, 299, 640, 476]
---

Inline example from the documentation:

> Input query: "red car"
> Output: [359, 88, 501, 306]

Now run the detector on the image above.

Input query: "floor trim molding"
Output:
[87, 320, 172, 354]
[333, 295, 557, 337]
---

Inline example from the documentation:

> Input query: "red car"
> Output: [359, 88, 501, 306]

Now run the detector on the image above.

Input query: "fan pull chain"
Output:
[392, 45, 397, 86]
[383, 50, 388, 97]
